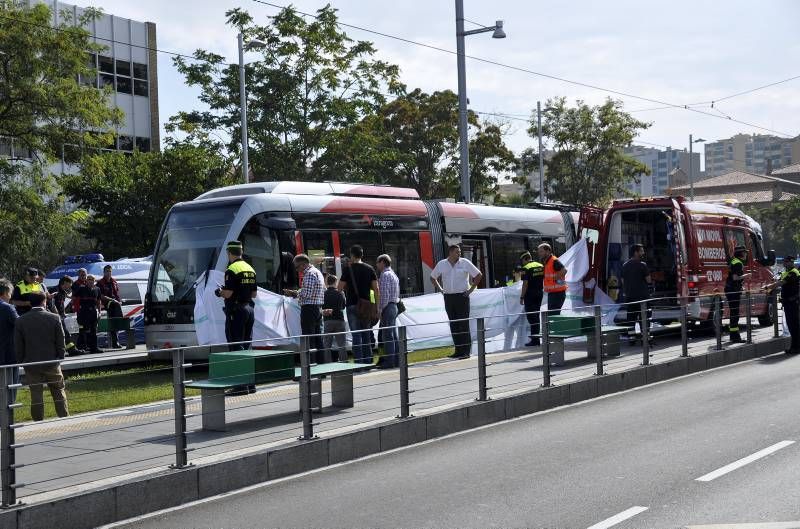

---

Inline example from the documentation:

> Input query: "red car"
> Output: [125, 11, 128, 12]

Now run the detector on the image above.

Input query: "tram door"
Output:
[461, 238, 489, 288]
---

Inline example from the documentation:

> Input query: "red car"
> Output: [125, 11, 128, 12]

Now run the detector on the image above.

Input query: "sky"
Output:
[94, 0, 800, 169]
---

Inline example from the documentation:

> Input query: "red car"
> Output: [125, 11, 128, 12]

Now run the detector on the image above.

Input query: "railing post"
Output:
[745, 290, 753, 344]
[476, 318, 488, 401]
[541, 311, 551, 387]
[0, 367, 17, 508]
[641, 300, 650, 366]
[397, 326, 412, 418]
[594, 305, 603, 376]
[299, 336, 315, 439]
[773, 294, 780, 339]
[680, 296, 689, 357]
[715, 296, 723, 351]
[171, 348, 190, 469]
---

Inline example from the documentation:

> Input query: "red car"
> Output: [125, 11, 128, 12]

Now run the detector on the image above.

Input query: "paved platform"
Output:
[5, 324, 784, 504]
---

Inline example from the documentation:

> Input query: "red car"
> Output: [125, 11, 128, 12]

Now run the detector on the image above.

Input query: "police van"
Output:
[45, 254, 151, 346]
[579, 197, 776, 328]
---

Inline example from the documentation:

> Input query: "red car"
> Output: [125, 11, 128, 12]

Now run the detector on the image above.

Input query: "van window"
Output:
[118, 283, 142, 305]
[724, 229, 747, 259]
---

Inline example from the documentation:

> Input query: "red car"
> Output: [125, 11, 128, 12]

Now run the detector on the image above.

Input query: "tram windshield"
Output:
[148, 201, 241, 304]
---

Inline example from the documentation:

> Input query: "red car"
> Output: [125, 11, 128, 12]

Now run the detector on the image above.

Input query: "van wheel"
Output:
[758, 298, 775, 327]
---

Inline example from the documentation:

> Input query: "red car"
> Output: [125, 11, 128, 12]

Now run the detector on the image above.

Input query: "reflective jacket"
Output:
[543, 256, 567, 293]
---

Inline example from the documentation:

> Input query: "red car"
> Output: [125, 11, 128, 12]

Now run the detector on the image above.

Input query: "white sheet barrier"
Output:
[194, 239, 621, 353]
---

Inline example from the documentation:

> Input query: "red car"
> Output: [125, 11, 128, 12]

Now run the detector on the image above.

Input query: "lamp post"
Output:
[238, 33, 266, 184]
[455, 0, 505, 203]
[688, 134, 705, 200]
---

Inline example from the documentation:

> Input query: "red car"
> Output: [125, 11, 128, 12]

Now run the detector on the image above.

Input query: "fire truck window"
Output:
[749, 232, 765, 262]
[339, 231, 382, 270]
[724, 229, 747, 259]
[302, 231, 335, 278]
[382, 232, 423, 296]
[493, 235, 528, 287]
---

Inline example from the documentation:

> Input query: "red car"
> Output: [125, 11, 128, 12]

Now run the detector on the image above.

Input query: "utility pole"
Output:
[237, 33, 249, 185]
[537, 101, 545, 202]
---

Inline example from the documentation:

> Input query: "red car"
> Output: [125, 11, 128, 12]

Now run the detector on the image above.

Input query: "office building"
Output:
[621, 145, 701, 197]
[3, 1, 160, 172]
[704, 134, 800, 177]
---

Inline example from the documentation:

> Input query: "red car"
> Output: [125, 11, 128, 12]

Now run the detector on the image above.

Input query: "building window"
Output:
[100, 73, 114, 88]
[115, 76, 132, 94]
[118, 136, 134, 151]
[133, 62, 148, 80]
[133, 79, 148, 97]
[115, 60, 131, 77]
[99, 55, 114, 74]
[135, 137, 151, 152]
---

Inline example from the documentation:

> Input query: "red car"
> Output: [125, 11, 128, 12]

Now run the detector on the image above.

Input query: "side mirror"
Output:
[763, 249, 776, 267]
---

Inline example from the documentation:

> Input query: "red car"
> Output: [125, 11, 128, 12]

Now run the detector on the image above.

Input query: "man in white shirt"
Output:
[430, 245, 483, 359]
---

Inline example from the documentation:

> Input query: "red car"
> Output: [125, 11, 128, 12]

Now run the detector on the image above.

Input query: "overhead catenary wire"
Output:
[249, 0, 797, 138]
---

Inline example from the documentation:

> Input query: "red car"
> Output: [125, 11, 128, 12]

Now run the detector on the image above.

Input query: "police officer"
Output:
[74, 274, 103, 354]
[725, 245, 750, 343]
[215, 241, 257, 350]
[764, 255, 800, 354]
[520, 252, 544, 347]
[11, 267, 43, 315]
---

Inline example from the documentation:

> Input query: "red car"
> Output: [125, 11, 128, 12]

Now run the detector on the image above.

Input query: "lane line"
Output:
[586, 506, 649, 529]
[695, 440, 795, 482]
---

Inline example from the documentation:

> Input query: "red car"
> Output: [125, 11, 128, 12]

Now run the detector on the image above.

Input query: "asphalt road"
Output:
[114, 353, 800, 529]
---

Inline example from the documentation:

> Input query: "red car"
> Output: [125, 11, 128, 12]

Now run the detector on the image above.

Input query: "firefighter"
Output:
[519, 252, 544, 346]
[724, 245, 750, 343]
[763, 255, 800, 354]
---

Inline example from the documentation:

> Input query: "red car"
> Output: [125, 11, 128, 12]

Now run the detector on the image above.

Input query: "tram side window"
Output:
[238, 218, 281, 292]
[492, 235, 528, 287]
[382, 232, 423, 296]
[339, 231, 382, 270]
[302, 231, 335, 277]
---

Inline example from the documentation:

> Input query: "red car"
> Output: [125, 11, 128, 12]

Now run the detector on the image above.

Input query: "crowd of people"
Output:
[0, 264, 126, 421]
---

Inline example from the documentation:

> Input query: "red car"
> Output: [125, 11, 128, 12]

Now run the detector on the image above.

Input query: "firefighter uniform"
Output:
[218, 242, 257, 351]
[779, 259, 800, 354]
[521, 260, 544, 346]
[725, 247, 746, 343]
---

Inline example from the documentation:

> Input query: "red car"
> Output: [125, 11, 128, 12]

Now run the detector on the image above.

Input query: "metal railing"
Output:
[0, 289, 789, 507]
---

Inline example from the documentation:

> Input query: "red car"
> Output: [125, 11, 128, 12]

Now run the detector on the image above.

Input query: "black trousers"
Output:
[225, 303, 255, 351]
[625, 297, 649, 332]
[726, 291, 741, 336]
[444, 293, 471, 357]
[784, 300, 799, 352]
[60, 316, 75, 349]
[77, 310, 98, 353]
[300, 304, 324, 363]
[547, 290, 566, 316]
[524, 297, 542, 340]
[105, 301, 123, 346]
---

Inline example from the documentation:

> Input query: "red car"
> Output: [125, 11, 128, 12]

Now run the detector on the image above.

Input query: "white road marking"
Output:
[586, 506, 649, 529]
[695, 440, 795, 482]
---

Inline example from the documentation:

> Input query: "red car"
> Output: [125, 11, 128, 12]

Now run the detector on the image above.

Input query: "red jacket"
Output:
[96, 277, 120, 309]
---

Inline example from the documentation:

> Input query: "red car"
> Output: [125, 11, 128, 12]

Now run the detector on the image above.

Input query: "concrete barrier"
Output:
[3, 336, 789, 529]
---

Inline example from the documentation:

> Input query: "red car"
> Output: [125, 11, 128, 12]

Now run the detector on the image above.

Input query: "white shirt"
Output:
[432, 258, 481, 294]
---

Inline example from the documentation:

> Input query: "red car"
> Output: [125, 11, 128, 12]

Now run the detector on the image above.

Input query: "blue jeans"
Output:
[380, 303, 399, 367]
[347, 306, 373, 364]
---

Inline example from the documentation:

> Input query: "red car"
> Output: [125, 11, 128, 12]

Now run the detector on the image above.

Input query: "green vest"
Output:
[227, 259, 256, 277]
[780, 268, 800, 281]
[523, 261, 544, 275]
[15, 280, 40, 296]
[730, 257, 743, 267]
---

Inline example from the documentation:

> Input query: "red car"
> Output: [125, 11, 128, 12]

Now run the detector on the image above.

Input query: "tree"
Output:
[745, 201, 800, 255]
[0, 1, 121, 162]
[61, 144, 236, 259]
[317, 89, 515, 201]
[171, 5, 402, 182]
[527, 97, 650, 206]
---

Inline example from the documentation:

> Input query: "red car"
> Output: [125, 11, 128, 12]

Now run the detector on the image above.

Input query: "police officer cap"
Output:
[25, 267, 38, 276]
[513, 265, 523, 273]
[733, 245, 747, 253]
[226, 240, 243, 251]
[783, 255, 796, 261]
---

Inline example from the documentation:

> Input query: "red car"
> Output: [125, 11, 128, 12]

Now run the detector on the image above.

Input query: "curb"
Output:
[0, 336, 789, 529]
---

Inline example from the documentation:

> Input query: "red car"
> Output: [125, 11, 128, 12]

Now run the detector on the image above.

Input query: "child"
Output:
[322, 275, 347, 362]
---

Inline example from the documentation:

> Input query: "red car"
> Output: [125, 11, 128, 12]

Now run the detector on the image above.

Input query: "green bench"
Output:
[536, 315, 629, 365]
[186, 350, 363, 431]
[97, 317, 135, 349]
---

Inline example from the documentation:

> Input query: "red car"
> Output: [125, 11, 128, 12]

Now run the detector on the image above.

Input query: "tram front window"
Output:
[149, 202, 240, 304]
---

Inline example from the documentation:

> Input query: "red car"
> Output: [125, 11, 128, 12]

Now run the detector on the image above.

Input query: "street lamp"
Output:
[688, 135, 705, 200]
[455, 0, 505, 203]
[237, 33, 266, 184]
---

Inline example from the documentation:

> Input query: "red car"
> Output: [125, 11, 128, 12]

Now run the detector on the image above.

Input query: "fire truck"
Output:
[579, 197, 776, 328]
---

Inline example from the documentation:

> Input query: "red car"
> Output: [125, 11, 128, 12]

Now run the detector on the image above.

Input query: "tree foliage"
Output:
[528, 97, 650, 206]
[745, 201, 800, 256]
[171, 5, 402, 181]
[318, 89, 516, 201]
[61, 144, 236, 259]
[0, 1, 121, 162]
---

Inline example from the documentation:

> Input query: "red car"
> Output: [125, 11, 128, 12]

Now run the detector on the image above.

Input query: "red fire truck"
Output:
[579, 197, 776, 328]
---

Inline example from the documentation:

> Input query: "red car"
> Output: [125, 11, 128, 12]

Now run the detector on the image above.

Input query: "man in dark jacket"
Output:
[14, 293, 69, 420]
[97, 265, 123, 348]
[0, 279, 19, 399]
[74, 275, 103, 354]
[54, 276, 83, 356]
